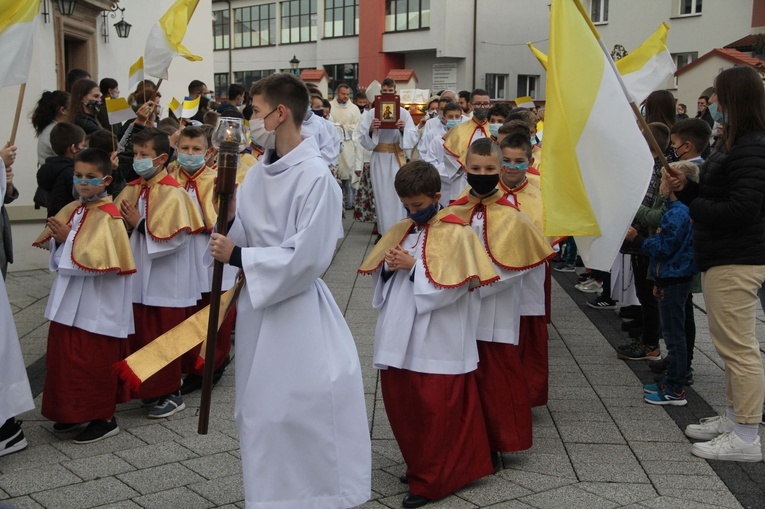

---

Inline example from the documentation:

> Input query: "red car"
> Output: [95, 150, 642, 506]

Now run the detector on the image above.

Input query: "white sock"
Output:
[726, 406, 735, 421]
[733, 423, 759, 444]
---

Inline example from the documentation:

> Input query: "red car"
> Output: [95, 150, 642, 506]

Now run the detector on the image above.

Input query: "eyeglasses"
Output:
[472, 102, 491, 108]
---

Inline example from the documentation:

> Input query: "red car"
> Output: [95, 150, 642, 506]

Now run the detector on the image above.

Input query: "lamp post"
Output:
[289, 55, 300, 76]
[56, 0, 77, 16]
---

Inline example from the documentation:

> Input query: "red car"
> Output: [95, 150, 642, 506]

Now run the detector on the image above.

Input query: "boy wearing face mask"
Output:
[498, 134, 561, 408]
[166, 126, 236, 394]
[34, 149, 135, 444]
[439, 90, 492, 206]
[359, 160, 498, 508]
[497, 121, 542, 189]
[424, 102, 468, 207]
[448, 138, 555, 460]
[114, 128, 205, 419]
[167, 126, 236, 395]
[487, 103, 510, 141]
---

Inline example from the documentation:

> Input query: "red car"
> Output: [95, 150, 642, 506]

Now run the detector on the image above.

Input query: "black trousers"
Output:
[631, 254, 660, 347]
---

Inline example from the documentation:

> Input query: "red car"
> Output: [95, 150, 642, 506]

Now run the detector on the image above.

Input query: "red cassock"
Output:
[474, 341, 532, 452]
[42, 322, 132, 423]
[518, 263, 552, 407]
[380, 368, 493, 500]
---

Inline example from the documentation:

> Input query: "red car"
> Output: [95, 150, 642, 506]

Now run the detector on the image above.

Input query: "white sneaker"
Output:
[575, 279, 603, 293]
[691, 432, 763, 462]
[684, 415, 734, 440]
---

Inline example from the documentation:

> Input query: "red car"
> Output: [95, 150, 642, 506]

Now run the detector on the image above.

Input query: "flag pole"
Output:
[9, 84, 26, 145]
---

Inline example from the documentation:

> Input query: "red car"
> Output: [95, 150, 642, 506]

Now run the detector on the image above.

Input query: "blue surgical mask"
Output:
[488, 123, 501, 137]
[707, 102, 724, 124]
[73, 176, 106, 186]
[133, 156, 160, 178]
[445, 119, 461, 130]
[408, 203, 438, 224]
[531, 136, 538, 145]
[177, 153, 206, 172]
[503, 161, 529, 171]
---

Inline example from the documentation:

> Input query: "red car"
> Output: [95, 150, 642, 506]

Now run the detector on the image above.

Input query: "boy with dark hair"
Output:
[208, 72, 371, 508]
[217, 83, 246, 115]
[488, 103, 511, 140]
[35, 148, 135, 444]
[114, 128, 205, 418]
[187, 79, 210, 100]
[669, 118, 710, 164]
[37, 122, 86, 217]
[360, 160, 498, 508]
[166, 126, 235, 394]
[448, 138, 554, 459]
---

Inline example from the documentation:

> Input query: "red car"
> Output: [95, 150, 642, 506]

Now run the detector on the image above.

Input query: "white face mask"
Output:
[249, 117, 275, 149]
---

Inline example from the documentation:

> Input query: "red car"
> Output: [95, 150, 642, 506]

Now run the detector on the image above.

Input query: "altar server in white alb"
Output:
[0, 145, 34, 459]
[356, 78, 419, 234]
[34, 149, 135, 444]
[208, 72, 371, 509]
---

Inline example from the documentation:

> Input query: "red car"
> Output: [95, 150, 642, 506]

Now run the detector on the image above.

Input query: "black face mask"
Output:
[311, 109, 325, 118]
[86, 99, 102, 114]
[467, 173, 499, 195]
[472, 108, 489, 121]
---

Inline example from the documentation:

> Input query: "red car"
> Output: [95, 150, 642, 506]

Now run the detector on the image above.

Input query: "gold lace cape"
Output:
[168, 163, 218, 232]
[33, 197, 136, 275]
[114, 169, 205, 241]
[442, 118, 490, 168]
[358, 210, 499, 289]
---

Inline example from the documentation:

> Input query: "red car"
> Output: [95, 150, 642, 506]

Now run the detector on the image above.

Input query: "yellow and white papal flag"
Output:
[528, 23, 675, 106]
[168, 97, 183, 118]
[144, 0, 202, 80]
[0, 0, 40, 88]
[105, 97, 137, 125]
[180, 96, 200, 119]
[128, 57, 144, 91]
[542, 0, 654, 271]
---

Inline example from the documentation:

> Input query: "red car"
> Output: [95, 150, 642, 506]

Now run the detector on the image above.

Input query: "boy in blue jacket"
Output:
[625, 161, 700, 406]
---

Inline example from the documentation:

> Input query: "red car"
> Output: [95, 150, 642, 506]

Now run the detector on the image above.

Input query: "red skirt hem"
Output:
[518, 315, 549, 407]
[380, 368, 493, 500]
[42, 322, 131, 423]
[475, 341, 532, 452]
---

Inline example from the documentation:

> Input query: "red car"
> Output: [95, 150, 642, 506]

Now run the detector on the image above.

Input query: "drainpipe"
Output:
[472, 0, 477, 89]
[226, 0, 232, 90]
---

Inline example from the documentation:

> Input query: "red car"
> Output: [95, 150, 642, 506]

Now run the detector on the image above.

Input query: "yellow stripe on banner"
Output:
[129, 57, 143, 77]
[542, 0, 603, 237]
[105, 97, 131, 113]
[614, 23, 670, 76]
[0, 0, 38, 34]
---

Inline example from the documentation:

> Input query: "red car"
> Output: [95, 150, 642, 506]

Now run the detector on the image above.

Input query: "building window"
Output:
[281, 0, 318, 44]
[233, 70, 276, 90]
[385, 0, 430, 32]
[324, 0, 359, 38]
[213, 9, 230, 50]
[679, 0, 702, 15]
[590, 0, 608, 24]
[214, 73, 230, 97]
[671, 52, 697, 87]
[234, 4, 276, 48]
[325, 63, 359, 98]
[517, 75, 539, 100]
[485, 74, 507, 100]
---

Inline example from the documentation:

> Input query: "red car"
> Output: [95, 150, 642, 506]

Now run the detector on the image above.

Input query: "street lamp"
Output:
[289, 55, 300, 75]
[114, 11, 132, 39]
[56, 0, 77, 16]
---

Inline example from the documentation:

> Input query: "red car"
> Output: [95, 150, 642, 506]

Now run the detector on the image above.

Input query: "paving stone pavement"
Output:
[2, 218, 764, 509]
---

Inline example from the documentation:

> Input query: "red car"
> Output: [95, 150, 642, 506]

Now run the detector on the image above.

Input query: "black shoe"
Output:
[72, 419, 119, 444]
[180, 374, 204, 395]
[399, 473, 408, 484]
[402, 493, 430, 508]
[628, 327, 644, 339]
[212, 356, 231, 385]
[491, 450, 503, 472]
[0, 419, 27, 458]
[587, 296, 617, 310]
[52, 422, 88, 433]
[648, 356, 670, 374]
[616, 339, 660, 361]
[373, 234, 383, 245]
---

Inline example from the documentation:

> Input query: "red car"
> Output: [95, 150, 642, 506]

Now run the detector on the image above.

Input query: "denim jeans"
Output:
[562, 237, 577, 265]
[657, 280, 693, 393]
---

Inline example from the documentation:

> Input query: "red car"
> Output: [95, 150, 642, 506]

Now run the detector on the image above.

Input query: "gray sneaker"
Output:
[147, 391, 186, 419]
[684, 415, 734, 440]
